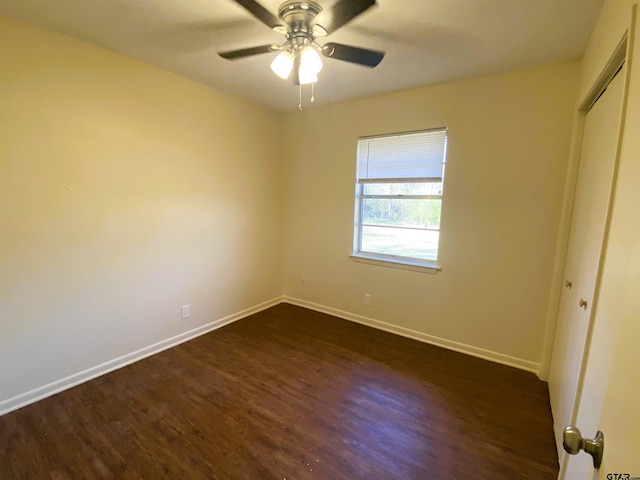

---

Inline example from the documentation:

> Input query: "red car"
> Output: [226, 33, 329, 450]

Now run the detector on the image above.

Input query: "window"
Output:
[352, 128, 448, 271]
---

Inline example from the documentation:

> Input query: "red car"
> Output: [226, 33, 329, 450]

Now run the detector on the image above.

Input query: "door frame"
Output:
[539, 32, 631, 383]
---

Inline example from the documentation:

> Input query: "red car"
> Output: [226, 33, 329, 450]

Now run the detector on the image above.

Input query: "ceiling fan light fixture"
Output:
[271, 50, 294, 79]
[298, 62, 318, 85]
[300, 46, 323, 74]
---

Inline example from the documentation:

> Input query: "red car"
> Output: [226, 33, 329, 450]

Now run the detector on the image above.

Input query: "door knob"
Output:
[579, 298, 588, 309]
[563, 426, 604, 468]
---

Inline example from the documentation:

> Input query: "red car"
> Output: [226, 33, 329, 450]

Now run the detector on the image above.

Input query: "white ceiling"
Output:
[1, 0, 604, 112]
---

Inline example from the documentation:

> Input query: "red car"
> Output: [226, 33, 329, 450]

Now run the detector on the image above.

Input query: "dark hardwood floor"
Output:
[0, 304, 558, 479]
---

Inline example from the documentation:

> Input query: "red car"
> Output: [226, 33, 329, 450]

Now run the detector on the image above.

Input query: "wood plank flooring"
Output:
[0, 304, 559, 479]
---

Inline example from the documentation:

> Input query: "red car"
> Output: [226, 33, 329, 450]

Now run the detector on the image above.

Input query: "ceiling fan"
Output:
[218, 0, 385, 86]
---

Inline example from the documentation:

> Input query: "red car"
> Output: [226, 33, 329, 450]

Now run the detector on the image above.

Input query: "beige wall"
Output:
[281, 62, 579, 370]
[0, 10, 586, 411]
[0, 15, 282, 409]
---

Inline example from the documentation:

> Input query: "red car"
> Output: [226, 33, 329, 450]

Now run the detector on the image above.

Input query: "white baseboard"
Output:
[0, 296, 283, 416]
[282, 296, 540, 375]
[1, 295, 541, 416]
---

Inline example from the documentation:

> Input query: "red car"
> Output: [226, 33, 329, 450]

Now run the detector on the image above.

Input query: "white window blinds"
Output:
[357, 128, 447, 182]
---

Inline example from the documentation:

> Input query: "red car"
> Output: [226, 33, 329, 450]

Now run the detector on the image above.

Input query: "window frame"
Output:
[351, 128, 447, 273]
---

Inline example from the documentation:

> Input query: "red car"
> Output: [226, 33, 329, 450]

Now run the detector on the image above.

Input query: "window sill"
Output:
[350, 254, 441, 274]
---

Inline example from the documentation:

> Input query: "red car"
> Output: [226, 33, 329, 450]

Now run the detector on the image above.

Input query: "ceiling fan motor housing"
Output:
[278, 1, 322, 24]
[277, 1, 323, 50]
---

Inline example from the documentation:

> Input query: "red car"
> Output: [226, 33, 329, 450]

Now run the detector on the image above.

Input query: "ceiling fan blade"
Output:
[218, 44, 275, 60]
[317, 0, 376, 34]
[321, 42, 385, 68]
[232, 0, 282, 29]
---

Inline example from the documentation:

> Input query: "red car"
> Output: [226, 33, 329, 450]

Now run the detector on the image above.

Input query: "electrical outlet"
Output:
[300, 275, 306, 286]
[181, 305, 191, 320]
[364, 294, 372, 306]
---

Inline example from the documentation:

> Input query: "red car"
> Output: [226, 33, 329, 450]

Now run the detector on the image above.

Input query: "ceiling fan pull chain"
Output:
[299, 84, 303, 110]
[311, 83, 315, 103]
